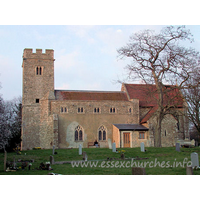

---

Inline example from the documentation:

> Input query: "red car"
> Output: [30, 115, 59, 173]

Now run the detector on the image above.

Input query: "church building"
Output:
[21, 49, 189, 150]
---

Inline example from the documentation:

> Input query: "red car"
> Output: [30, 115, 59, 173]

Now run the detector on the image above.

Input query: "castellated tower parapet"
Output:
[23, 48, 54, 61]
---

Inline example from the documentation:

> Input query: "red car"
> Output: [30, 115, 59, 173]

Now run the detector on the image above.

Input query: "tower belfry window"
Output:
[36, 66, 42, 75]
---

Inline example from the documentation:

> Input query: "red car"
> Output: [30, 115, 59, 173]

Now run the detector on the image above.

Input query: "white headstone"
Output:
[112, 142, 116, 152]
[191, 152, 199, 169]
[108, 139, 112, 149]
[53, 145, 55, 155]
[176, 143, 180, 152]
[79, 144, 82, 155]
[141, 142, 145, 152]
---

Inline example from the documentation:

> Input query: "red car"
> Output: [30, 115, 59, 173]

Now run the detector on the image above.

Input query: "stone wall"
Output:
[50, 99, 140, 148]
[147, 112, 185, 147]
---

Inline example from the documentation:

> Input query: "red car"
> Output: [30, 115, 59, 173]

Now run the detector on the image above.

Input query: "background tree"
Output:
[0, 95, 22, 152]
[117, 26, 200, 147]
[183, 67, 200, 144]
[0, 96, 11, 152]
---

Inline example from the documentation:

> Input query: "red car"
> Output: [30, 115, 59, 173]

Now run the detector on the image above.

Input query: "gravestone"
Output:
[28, 163, 32, 170]
[83, 152, 87, 161]
[112, 142, 116, 152]
[108, 139, 112, 149]
[85, 154, 88, 161]
[121, 153, 125, 160]
[132, 167, 146, 175]
[79, 144, 82, 155]
[140, 142, 145, 152]
[50, 155, 54, 164]
[52, 145, 55, 155]
[191, 152, 199, 169]
[176, 143, 180, 152]
[186, 166, 193, 175]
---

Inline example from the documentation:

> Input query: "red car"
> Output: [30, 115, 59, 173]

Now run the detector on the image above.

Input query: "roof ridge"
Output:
[55, 89, 125, 93]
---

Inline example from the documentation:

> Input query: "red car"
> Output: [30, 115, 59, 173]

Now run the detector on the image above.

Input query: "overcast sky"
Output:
[1, 1, 200, 100]
[0, 25, 200, 100]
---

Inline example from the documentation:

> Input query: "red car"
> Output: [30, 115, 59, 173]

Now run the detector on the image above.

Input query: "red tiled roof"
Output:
[55, 90, 129, 101]
[124, 84, 184, 107]
[140, 106, 158, 123]
[123, 84, 184, 123]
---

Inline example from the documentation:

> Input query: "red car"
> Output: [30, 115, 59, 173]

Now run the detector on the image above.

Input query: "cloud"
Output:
[55, 50, 81, 70]
[95, 27, 129, 56]
[66, 25, 96, 44]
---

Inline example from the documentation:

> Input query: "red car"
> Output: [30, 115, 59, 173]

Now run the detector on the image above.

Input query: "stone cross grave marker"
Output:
[52, 145, 55, 155]
[191, 152, 199, 169]
[140, 142, 145, 152]
[112, 142, 116, 152]
[79, 144, 82, 155]
[176, 143, 180, 152]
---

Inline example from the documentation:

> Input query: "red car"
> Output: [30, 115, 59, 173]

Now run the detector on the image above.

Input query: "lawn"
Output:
[1, 147, 200, 175]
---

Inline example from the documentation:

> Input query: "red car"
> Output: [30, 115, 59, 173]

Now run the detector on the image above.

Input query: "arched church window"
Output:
[98, 125, 107, 141]
[75, 125, 83, 141]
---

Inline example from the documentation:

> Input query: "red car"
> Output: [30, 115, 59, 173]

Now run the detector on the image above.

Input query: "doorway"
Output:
[123, 132, 130, 148]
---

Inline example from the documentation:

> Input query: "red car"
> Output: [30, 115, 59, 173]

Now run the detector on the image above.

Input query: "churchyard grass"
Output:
[1, 147, 200, 175]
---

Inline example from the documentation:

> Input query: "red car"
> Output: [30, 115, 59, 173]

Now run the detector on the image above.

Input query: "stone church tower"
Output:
[21, 49, 55, 149]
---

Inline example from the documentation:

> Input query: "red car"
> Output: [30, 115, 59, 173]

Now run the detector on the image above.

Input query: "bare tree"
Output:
[183, 67, 200, 138]
[117, 26, 200, 147]
[0, 96, 22, 152]
[0, 97, 12, 152]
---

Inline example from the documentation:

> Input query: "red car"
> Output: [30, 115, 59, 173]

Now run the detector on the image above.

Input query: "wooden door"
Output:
[123, 132, 130, 148]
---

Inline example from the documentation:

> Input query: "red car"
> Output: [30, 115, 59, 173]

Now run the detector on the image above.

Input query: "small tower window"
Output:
[36, 99, 40, 103]
[36, 66, 42, 75]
